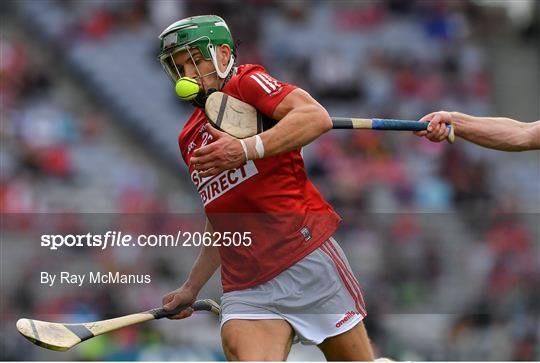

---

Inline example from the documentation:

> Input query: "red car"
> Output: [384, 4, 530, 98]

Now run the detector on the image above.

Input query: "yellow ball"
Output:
[175, 77, 200, 101]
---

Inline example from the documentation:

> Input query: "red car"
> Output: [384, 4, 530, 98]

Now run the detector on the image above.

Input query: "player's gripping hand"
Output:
[162, 285, 197, 320]
[415, 111, 452, 142]
[190, 124, 246, 177]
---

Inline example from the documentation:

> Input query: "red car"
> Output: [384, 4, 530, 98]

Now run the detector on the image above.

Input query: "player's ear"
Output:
[217, 44, 231, 71]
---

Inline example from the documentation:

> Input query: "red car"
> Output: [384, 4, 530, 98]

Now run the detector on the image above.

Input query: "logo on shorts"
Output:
[300, 227, 311, 241]
[335, 311, 358, 328]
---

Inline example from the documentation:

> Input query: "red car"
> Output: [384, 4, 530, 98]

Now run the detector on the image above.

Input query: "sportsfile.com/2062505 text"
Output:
[40, 231, 252, 250]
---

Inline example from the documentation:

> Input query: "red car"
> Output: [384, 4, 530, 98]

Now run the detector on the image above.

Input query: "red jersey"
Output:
[179, 64, 341, 292]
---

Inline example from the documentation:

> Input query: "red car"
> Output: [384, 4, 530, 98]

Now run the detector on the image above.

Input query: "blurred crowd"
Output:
[0, 38, 161, 213]
[1, 0, 538, 361]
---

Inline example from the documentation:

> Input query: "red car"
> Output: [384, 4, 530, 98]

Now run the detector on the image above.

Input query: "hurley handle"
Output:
[332, 117, 455, 143]
[149, 299, 221, 319]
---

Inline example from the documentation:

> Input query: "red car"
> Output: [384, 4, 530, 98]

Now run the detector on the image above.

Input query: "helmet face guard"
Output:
[158, 37, 218, 83]
[157, 15, 235, 84]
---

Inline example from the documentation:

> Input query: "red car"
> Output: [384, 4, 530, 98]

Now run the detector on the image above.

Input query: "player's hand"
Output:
[190, 124, 246, 177]
[415, 111, 452, 142]
[162, 284, 197, 320]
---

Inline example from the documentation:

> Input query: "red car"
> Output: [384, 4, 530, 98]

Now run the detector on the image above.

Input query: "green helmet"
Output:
[158, 15, 235, 82]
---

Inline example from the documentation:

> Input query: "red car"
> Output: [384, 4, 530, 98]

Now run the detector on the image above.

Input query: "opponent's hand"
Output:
[415, 111, 452, 142]
[190, 124, 246, 177]
[162, 285, 197, 320]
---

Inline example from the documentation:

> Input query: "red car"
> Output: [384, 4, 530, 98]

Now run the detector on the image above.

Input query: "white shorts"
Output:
[220, 237, 367, 345]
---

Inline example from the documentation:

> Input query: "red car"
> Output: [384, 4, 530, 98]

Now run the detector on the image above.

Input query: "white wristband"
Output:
[255, 135, 265, 159]
[239, 139, 249, 161]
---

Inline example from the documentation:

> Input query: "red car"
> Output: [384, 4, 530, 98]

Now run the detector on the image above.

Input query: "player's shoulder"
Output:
[234, 63, 268, 78]
[230, 64, 276, 86]
[228, 63, 292, 98]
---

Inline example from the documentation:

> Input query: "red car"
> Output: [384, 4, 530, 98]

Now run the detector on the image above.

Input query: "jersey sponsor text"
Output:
[191, 161, 258, 205]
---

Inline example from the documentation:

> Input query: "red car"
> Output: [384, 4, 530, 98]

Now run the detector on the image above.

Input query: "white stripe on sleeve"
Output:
[249, 74, 271, 94]
[255, 73, 277, 90]
[258, 73, 280, 89]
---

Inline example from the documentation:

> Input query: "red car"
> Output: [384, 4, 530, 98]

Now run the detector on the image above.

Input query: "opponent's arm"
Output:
[417, 111, 540, 151]
[162, 218, 220, 319]
[451, 112, 540, 151]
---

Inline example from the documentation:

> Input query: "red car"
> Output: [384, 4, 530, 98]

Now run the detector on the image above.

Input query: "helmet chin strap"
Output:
[208, 43, 235, 79]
